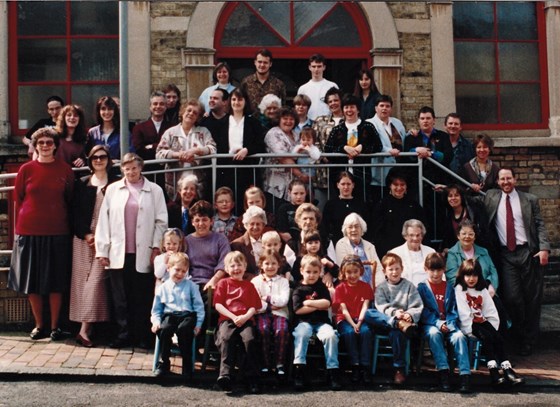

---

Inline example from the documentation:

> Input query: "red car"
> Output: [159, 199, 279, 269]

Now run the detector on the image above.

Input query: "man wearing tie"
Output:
[484, 168, 549, 356]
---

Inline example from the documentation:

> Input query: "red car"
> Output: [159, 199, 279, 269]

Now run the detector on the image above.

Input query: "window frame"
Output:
[8, 1, 119, 137]
[453, 2, 549, 130]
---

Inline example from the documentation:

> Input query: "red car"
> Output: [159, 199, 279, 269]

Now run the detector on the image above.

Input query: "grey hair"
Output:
[401, 219, 426, 238]
[177, 174, 199, 190]
[120, 152, 144, 169]
[242, 205, 267, 227]
[258, 93, 281, 114]
[341, 212, 367, 237]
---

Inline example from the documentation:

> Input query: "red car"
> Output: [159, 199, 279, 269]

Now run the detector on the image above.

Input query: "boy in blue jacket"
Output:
[418, 253, 470, 393]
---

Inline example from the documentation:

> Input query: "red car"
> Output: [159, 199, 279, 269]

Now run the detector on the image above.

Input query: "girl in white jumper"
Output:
[455, 259, 524, 387]
[251, 249, 290, 376]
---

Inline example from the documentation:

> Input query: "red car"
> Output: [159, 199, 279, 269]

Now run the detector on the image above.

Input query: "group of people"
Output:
[9, 48, 550, 394]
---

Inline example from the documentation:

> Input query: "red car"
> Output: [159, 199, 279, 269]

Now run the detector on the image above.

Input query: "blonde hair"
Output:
[160, 228, 186, 252]
[262, 230, 281, 245]
[167, 252, 190, 269]
[300, 254, 322, 272]
[224, 251, 247, 269]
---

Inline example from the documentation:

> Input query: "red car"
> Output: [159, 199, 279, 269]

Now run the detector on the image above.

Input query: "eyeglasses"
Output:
[37, 140, 54, 146]
[91, 155, 109, 161]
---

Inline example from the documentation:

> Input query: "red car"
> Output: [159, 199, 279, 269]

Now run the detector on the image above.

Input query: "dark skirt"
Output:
[8, 234, 72, 295]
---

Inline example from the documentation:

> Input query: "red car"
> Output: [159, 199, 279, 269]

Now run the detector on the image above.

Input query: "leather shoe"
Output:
[394, 369, 406, 385]
[154, 362, 170, 377]
[76, 334, 94, 348]
[216, 375, 232, 391]
[396, 320, 418, 338]
[50, 328, 68, 341]
[503, 368, 525, 386]
[109, 337, 131, 349]
[439, 369, 451, 392]
[459, 374, 471, 393]
[30, 327, 48, 340]
[489, 367, 505, 386]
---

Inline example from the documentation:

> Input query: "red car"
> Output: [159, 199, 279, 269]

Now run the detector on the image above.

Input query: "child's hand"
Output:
[320, 258, 334, 268]
[403, 313, 412, 322]
[322, 273, 333, 288]
[233, 314, 248, 327]
[151, 323, 160, 334]
[394, 310, 405, 319]
[440, 323, 450, 333]
[194, 327, 201, 336]
[354, 320, 362, 334]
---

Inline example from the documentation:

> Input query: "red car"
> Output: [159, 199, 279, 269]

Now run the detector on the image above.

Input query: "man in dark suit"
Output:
[484, 168, 549, 355]
[131, 91, 172, 195]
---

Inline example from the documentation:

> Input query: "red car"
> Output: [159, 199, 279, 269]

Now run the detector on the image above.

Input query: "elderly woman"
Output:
[264, 107, 309, 208]
[462, 134, 500, 193]
[324, 93, 382, 201]
[9, 128, 74, 340]
[388, 219, 435, 287]
[70, 145, 118, 347]
[257, 94, 281, 130]
[230, 206, 272, 278]
[445, 220, 498, 291]
[167, 174, 199, 235]
[229, 186, 277, 242]
[156, 99, 217, 198]
[371, 169, 426, 258]
[86, 96, 123, 160]
[335, 213, 383, 290]
[95, 153, 168, 349]
[55, 104, 88, 168]
[199, 62, 236, 114]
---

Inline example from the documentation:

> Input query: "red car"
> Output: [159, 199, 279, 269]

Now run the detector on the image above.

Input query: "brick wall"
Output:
[151, 31, 188, 97]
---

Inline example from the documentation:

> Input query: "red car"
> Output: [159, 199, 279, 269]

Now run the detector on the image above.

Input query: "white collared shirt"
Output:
[496, 189, 528, 246]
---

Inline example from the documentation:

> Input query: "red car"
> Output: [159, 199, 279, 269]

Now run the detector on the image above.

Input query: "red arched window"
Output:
[214, 1, 373, 97]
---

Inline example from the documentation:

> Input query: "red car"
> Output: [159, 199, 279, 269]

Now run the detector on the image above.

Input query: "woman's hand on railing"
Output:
[233, 147, 248, 161]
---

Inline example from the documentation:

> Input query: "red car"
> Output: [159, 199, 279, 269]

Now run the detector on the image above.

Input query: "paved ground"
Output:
[1, 304, 559, 389]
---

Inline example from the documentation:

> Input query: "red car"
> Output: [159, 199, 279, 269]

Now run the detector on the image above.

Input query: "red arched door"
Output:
[214, 1, 373, 99]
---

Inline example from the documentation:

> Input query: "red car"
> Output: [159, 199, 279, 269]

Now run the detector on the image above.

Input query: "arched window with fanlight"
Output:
[214, 1, 373, 99]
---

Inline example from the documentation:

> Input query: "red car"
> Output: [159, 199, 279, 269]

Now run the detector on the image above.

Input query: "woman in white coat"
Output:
[95, 153, 168, 349]
[335, 212, 383, 290]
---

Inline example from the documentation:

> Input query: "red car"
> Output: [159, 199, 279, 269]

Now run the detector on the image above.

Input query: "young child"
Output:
[251, 249, 290, 376]
[292, 127, 321, 181]
[373, 253, 423, 385]
[333, 255, 374, 384]
[154, 228, 186, 286]
[292, 255, 342, 391]
[276, 179, 307, 245]
[455, 259, 524, 387]
[212, 186, 238, 240]
[262, 230, 292, 281]
[417, 253, 471, 393]
[213, 251, 262, 393]
[151, 253, 204, 380]
[292, 230, 338, 286]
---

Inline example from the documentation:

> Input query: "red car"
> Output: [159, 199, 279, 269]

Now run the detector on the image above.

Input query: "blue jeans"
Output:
[364, 308, 407, 368]
[293, 322, 339, 369]
[422, 325, 471, 376]
[337, 320, 373, 366]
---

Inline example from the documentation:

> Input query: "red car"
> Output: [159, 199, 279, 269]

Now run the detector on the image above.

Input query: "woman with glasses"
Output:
[8, 128, 74, 341]
[69, 145, 118, 347]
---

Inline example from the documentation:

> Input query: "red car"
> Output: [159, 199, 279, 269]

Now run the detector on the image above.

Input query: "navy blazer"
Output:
[418, 281, 460, 332]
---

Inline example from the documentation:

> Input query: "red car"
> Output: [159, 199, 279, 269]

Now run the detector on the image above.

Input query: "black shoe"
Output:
[30, 327, 48, 340]
[293, 364, 305, 391]
[503, 368, 525, 386]
[361, 366, 372, 385]
[489, 367, 505, 386]
[327, 368, 343, 391]
[351, 366, 361, 383]
[154, 362, 170, 377]
[216, 375, 232, 391]
[50, 328, 67, 341]
[459, 374, 471, 393]
[439, 369, 451, 392]
[518, 343, 532, 356]
[109, 337, 131, 349]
